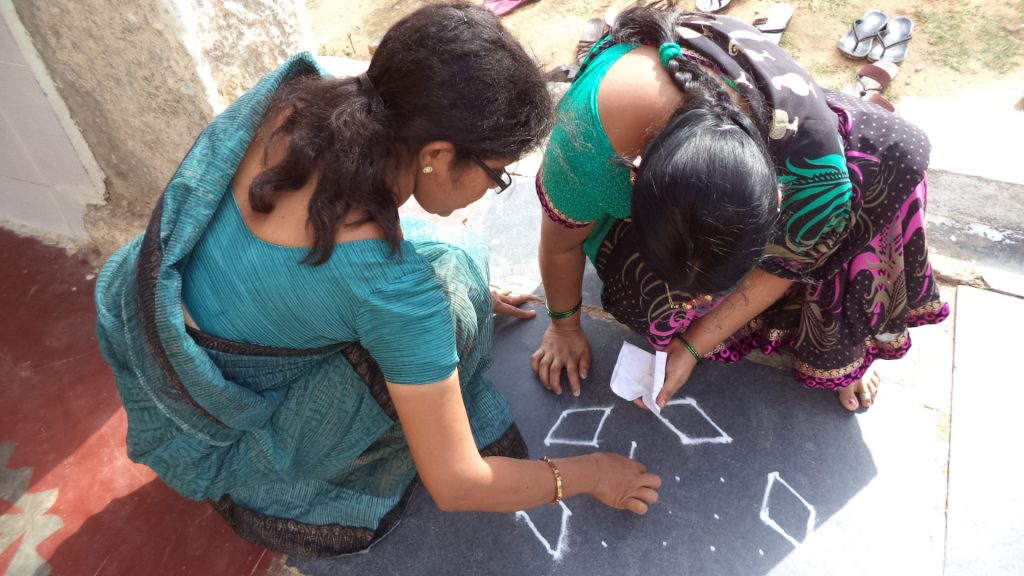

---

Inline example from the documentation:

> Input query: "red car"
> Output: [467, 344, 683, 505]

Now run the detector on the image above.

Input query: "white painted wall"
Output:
[0, 1, 105, 239]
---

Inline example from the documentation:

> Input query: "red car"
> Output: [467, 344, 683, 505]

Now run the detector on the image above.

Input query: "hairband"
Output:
[657, 41, 742, 93]
[357, 72, 386, 113]
[659, 42, 683, 67]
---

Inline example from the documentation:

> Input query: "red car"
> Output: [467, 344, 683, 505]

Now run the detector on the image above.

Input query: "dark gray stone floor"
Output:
[290, 307, 881, 576]
[285, 171, 1024, 576]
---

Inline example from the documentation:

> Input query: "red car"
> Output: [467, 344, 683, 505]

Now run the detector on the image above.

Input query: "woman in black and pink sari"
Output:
[531, 2, 948, 412]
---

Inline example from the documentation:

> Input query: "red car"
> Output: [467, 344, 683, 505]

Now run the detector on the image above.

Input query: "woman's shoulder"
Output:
[330, 240, 438, 295]
[599, 46, 685, 159]
[541, 45, 664, 224]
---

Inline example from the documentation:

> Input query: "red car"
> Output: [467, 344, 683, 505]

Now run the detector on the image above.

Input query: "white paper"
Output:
[609, 342, 667, 414]
[652, 351, 666, 410]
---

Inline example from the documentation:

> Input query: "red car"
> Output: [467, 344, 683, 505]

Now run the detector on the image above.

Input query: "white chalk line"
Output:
[759, 471, 816, 547]
[515, 501, 573, 561]
[543, 406, 613, 448]
[654, 397, 733, 445]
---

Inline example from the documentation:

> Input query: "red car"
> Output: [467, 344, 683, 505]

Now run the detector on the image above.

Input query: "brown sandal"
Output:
[863, 91, 895, 112]
[843, 61, 899, 99]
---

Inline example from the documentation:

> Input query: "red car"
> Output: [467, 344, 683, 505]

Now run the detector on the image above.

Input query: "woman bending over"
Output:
[532, 2, 947, 412]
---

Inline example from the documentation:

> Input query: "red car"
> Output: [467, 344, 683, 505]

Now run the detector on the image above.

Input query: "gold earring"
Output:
[422, 166, 433, 174]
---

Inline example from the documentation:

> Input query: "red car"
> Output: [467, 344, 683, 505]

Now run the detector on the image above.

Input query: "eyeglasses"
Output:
[470, 155, 513, 194]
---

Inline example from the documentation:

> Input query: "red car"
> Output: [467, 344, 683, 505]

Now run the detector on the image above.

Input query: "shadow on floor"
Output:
[0, 229, 122, 507]
[45, 478, 272, 575]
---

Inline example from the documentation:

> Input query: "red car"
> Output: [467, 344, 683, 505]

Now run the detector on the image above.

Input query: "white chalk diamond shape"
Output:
[759, 471, 816, 547]
[654, 397, 733, 446]
[515, 501, 573, 561]
[543, 406, 613, 448]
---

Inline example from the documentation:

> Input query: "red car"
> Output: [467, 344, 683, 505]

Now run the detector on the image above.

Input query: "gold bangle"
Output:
[541, 456, 563, 505]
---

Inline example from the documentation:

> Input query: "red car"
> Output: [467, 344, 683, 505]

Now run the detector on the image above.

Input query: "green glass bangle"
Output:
[545, 298, 582, 320]
[679, 335, 703, 365]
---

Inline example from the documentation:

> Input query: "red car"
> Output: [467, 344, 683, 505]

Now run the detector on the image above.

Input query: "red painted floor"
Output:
[0, 228, 280, 575]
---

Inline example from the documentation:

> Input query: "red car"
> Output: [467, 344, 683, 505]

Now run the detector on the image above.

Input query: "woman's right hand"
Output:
[531, 322, 591, 396]
[588, 453, 661, 515]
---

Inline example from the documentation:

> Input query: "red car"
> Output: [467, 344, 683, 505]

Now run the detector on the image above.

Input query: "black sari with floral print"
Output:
[541, 15, 948, 389]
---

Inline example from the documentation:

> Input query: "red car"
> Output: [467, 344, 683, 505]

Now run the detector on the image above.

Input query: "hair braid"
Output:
[613, 2, 770, 142]
[667, 55, 770, 147]
[614, 2, 779, 294]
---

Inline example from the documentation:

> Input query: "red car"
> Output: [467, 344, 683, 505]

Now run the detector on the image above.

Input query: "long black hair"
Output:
[251, 2, 552, 264]
[615, 2, 778, 294]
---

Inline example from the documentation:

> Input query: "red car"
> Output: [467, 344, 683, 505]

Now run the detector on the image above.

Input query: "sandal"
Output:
[868, 17, 913, 63]
[844, 61, 899, 97]
[482, 0, 538, 17]
[575, 18, 607, 64]
[836, 10, 888, 59]
[543, 64, 580, 83]
[752, 3, 795, 45]
[695, 0, 732, 14]
[863, 91, 896, 112]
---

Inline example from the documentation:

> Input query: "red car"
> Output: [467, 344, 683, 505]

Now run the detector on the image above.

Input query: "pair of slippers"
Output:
[696, 0, 732, 12]
[544, 18, 603, 83]
[837, 11, 914, 63]
[752, 3, 795, 44]
[844, 61, 900, 112]
[546, 14, 614, 83]
[698, 1, 795, 44]
[482, 0, 537, 17]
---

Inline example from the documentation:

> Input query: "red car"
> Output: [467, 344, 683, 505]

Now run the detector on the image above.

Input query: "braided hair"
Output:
[613, 2, 778, 294]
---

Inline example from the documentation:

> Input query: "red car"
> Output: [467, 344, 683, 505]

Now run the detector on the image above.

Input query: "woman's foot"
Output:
[838, 364, 881, 411]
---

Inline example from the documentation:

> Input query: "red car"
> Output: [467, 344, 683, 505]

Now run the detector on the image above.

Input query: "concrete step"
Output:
[925, 170, 1024, 297]
[945, 286, 1024, 575]
[898, 91, 1024, 187]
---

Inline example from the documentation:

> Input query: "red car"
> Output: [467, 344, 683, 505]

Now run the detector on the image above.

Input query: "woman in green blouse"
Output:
[532, 4, 947, 412]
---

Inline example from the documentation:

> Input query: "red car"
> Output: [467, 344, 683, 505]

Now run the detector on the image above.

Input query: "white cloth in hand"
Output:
[609, 342, 666, 414]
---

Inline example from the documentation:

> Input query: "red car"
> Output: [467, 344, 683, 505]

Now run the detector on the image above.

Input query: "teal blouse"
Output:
[182, 191, 459, 385]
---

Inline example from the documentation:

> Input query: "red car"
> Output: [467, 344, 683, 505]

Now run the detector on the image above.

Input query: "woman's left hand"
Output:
[491, 288, 537, 319]
[632, 336, 699, 410]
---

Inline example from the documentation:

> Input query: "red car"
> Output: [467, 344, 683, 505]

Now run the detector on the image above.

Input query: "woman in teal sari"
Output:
[95, 2, 660, 557]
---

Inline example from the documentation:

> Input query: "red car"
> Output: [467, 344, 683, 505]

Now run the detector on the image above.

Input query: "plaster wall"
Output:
[177, 0, 308, 112]
[10, 0, 306, 253]
[0, 4, 99, 239]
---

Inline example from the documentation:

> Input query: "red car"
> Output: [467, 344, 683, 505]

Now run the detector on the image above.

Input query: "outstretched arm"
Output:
[388, 371, 661, 513]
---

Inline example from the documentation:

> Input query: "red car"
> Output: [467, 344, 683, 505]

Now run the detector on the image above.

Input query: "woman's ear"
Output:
[417, 141, 456, 175]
